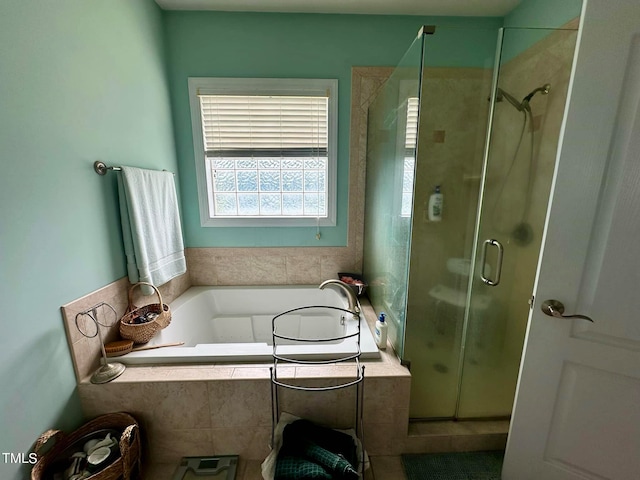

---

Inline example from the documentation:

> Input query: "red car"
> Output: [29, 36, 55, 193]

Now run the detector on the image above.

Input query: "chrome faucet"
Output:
[319, 279, 360, 316]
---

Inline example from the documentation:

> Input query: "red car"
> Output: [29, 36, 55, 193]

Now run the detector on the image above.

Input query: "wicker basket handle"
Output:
[126, 282, 164, 312]
[119, 423, 140, 480]
[33, 429, 64, 457]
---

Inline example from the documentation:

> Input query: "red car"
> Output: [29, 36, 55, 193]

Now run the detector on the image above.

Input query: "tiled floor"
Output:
[145, 455, 407, 479]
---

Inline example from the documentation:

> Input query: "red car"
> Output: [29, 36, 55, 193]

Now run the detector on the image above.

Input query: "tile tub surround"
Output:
[61, 272, 191, 382]
[76, 300, 411, 465]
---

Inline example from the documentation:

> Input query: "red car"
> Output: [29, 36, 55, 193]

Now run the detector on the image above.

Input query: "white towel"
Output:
[117, 166, 186, 294]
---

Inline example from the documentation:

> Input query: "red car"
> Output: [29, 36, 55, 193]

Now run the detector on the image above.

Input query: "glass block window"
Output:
[188, 78, 337, 227]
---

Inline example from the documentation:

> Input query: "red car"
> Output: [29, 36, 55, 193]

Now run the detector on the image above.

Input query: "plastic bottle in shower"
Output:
[375, 312, 388, 349]
[428, 185, 443, 221]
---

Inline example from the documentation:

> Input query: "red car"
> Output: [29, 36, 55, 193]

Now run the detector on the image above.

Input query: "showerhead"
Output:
[522, 83, 551, 107]
[496, 83, 551, 112]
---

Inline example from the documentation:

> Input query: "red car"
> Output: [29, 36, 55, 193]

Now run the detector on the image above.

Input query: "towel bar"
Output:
[94, 160, 174, 176]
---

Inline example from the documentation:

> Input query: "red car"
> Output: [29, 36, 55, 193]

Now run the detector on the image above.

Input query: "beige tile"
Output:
[147, 428, 213, 464]
[465, 420, 510, 435]
[186, 248, 218, 285]
[211, 426, 271, 460]
[409, 419, 509, 436]
[231, 365, 296, 379]
[78, 383, 153, 431]
[277, 378, 357, 430]
[72, 335, 102, 382]
[402, 433, 454, 455]
[294, 364, 359, 379]
[363, 377, 410, 426]
[451, 433, 507, 452]
[80, 379, 211, 429]
[119, 365, 235, 382]
[143, 381, 211, 430]
[370, 455, 406, 480]
[237, 459, 265, 480]
[285, 255, 322, 284]
[215, 255, 287, 286]
[363, 423, 406, 456]
[157, 271, 191, 304]
[208, 379, 272, 428]
[61, 274, 194, 384]
[142, 462, 176, 480]
[320, 255, 362, 281]
[160, 365, 234, 381]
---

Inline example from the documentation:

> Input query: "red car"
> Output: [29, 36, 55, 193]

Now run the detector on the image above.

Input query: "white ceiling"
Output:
[154, 0, 522, 17]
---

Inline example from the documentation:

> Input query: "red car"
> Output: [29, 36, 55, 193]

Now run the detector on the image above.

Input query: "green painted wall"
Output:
[163, 11, 502, 247]
[505, 0, 583, 28]
[501, 0, 583, 61]
[0, 1, 177, 478]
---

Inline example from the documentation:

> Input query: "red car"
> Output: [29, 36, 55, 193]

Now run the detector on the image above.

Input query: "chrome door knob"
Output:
[541, 299, 594, 322]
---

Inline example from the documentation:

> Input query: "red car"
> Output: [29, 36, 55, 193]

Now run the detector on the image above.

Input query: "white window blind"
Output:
[188, 77, 337, 227]
[199, 95, 328, 157]
[402, 97, 420, 217]
[405, 96, 419, 150]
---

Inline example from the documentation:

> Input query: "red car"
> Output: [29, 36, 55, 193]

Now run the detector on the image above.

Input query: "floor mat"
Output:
[401, 451, 504, 480]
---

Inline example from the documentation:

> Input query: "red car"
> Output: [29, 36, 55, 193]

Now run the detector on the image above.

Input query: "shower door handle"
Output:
[480, 239, 504, 286]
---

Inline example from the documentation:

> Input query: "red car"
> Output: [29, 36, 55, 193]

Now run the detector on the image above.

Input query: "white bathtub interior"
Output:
[120, 285, 380, 364]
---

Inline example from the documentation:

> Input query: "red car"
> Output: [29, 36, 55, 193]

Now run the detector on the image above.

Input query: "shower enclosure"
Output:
[363, 22, 579, 419]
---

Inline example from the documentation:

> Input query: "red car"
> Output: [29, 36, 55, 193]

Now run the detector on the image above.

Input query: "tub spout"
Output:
[319, 279, 360, 316]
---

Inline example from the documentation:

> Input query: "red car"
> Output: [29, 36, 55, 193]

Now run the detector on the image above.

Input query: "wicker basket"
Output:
[31, 412, 141, 480]
[119, 282, 171, 344]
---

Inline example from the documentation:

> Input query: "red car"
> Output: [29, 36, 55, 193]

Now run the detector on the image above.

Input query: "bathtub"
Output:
[119, 285, 380, 364]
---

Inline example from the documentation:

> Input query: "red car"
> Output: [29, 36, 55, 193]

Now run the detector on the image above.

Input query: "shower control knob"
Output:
[541, 299, 594, 322]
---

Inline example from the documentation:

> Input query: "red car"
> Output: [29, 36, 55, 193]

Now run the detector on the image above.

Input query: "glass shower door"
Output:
[456, 26, 579, 418]
[402, 26, 499, 419]
[363, 32, 424, 358]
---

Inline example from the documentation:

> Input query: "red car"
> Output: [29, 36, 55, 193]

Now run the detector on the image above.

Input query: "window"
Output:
[188, 78, 338, 227]
[401, 96, 419, 217]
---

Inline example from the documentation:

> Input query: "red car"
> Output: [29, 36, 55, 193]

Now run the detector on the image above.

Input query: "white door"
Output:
[503, 0, 640, 479]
